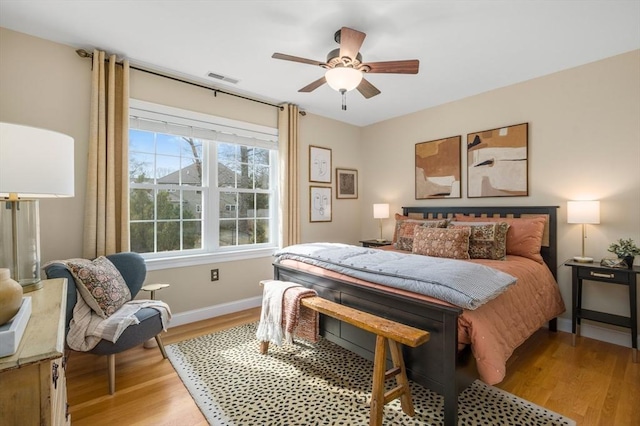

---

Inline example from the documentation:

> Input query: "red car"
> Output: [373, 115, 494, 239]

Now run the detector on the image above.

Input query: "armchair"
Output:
[44, 252, 168, 394]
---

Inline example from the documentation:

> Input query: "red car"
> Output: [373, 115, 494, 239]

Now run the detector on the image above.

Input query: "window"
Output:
[128, 100, 279, 268]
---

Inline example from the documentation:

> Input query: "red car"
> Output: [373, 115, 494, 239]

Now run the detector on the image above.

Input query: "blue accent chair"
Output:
[44, 252, 168, 394]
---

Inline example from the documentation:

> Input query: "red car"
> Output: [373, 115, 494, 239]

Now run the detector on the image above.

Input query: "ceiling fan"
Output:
[272, 27, 419, 109]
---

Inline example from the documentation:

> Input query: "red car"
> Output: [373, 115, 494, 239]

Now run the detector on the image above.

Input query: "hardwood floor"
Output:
[66, 309, 639, 425]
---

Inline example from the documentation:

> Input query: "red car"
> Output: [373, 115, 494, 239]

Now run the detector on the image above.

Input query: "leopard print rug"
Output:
[166, 322, 575, 425]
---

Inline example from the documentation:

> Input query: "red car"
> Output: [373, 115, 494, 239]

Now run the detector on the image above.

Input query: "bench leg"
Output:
[388, 340, 415, 417]
[259, 341, 270, 354]
[370, 335, 387, 426]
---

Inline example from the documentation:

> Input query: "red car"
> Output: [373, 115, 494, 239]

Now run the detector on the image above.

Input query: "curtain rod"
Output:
[76, 49, 284, 111]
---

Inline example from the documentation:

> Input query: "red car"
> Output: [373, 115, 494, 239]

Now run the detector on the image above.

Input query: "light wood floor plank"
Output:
[65, 309, 640, 425]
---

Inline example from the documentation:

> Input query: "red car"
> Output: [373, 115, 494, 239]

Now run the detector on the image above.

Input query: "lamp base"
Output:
[573, 256, 594, 263]
[20, 280, 43, 293]
[375, 238, 386, 242]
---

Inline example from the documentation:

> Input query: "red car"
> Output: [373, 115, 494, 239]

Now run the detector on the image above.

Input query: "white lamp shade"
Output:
[325, 67, 363, 92]
[373, 203, 390, 219]
[567, 200, 600, 224]
[0, 122, 74, 198]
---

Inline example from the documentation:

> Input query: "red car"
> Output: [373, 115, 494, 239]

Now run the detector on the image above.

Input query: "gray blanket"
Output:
[274, 243, 516, 310]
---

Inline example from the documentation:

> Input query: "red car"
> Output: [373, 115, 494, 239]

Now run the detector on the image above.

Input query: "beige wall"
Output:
[2, 27, 639, 338]
[360, 50, 640, 330]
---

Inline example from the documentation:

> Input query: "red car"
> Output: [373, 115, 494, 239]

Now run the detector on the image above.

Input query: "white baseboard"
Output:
[168, 296, 262, 328]
[556, 317, 638, 348]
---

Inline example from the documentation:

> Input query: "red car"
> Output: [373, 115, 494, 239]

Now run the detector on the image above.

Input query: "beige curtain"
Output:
[82, 50, 130, 258]
[278, 104, 300, 246]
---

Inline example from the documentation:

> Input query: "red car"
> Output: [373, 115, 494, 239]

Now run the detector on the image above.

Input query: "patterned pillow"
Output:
[392, 213, 448, 243]
[66, 256, 132, 318]
[454, 215, 546, 263]
[394, 219, 449, 251]
[412, 227, 471, 260]
[449, 222, 509, 260]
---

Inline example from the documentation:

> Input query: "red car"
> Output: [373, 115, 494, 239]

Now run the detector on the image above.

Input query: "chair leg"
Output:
[155, 334, 168, 359]
[108, 354, 116, 395]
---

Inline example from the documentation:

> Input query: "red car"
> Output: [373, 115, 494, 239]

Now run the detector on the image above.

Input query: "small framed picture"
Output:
[309, 186, 332, 222]
[336, 168, 358, 199]
[309, 145, 332, 183]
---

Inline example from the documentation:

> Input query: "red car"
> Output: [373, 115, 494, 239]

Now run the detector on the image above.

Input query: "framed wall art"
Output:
[467, 122, 528, 198]
[309, 145, 332, 183]
[309, 186, 332, 222]
[336, 168, 358, 199]
[415, 135, 461, 199]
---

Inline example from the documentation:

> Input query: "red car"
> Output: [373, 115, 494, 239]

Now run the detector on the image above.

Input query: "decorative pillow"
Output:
[454, 214, 546, 263]
[392, 213, 448, 243]
[412, 227, 471, 260]
[65, 256, 132, 318]
[449, 222, 509, 260]
[394, 219, 449, 251]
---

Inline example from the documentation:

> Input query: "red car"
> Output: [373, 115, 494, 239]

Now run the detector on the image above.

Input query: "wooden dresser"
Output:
[0, 278, 69, 425]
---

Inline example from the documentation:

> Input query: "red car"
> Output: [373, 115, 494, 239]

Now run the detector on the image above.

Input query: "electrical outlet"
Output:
[210, 269, 219, 281]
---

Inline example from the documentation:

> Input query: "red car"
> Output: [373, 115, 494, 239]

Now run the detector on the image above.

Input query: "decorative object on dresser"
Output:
[415, 135, 461, 199]
[373, 203, 389, 242]
[564, 260, 638, 363]
[309, 145, 332, 183]
[467, 123, 528, 198]
[607, 238, 640, 269]
[335, 168, 358, 199]
[567, 200, 600, 262]
[309, 186, 332, 222]
[0, 122, 75, 292]
[0, 278, 70, 425]
[0, 268, 22, 325]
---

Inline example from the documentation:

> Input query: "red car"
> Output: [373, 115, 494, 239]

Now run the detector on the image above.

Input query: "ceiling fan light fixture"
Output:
[325, 67, 363, 92]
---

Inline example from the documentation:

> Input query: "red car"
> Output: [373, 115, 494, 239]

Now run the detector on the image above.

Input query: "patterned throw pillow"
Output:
[449, 222, 509, 260]
[412, 227, 471, 259]
[392, 213, 449, 243]
[454, 215, 546, 263]
[66, 256, 132, 318]
[394, 219, 448, 251]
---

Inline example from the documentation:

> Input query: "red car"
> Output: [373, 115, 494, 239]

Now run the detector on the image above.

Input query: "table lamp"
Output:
[0, 122, 74, 292]
[567, 200, 600, 263]
[373, 203, 389, 242]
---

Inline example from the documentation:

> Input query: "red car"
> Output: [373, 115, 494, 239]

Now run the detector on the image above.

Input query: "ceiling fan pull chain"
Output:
[341, 88, 347, 110]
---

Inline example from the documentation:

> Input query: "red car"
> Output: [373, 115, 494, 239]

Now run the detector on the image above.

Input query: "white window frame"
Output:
[129, 99, 280, 271]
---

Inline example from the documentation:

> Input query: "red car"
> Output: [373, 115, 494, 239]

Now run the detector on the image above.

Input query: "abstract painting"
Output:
[309, 186, 332, 222]
[309, 145, 332, 183]
[336, 168, 358, 199]
[415, 136, 461, 199]
[467, 123, 528, 198]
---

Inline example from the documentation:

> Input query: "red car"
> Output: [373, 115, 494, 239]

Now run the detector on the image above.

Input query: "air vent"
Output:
[207, 71, 240, 85]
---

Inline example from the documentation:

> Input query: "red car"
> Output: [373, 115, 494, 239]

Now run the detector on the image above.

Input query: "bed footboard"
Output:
[274, 262, 467, 426]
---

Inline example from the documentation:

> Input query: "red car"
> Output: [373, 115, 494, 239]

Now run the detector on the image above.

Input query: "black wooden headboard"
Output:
[401, 205, 559, 279]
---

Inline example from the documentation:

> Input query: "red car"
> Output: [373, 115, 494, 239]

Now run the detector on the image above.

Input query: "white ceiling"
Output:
[1, 1, 639, 127]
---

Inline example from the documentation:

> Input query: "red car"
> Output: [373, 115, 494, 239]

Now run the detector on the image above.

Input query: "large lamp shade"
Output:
[0, 122, 74, 291]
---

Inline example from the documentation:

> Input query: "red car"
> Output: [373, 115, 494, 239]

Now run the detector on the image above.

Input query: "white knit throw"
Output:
[255, 280, 300, 346]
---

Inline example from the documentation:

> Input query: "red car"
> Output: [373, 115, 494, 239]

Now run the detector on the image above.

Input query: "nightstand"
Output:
[564, 260, 638, 362]
[360, 240, 392, 248]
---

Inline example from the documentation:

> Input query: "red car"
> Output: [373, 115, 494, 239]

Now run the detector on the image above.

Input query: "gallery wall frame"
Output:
[415, 135, 461, 199]
[309, 145, 332, 183]
[467, 122, 528, 198]
[336, 168, 358, 199]
[309, 186, 332, 222]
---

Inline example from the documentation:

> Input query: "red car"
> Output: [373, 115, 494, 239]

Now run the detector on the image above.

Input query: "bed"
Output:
[273, 206, 565, 426]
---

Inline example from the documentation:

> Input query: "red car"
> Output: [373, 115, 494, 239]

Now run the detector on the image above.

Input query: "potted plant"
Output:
[607, 238, 640, 269]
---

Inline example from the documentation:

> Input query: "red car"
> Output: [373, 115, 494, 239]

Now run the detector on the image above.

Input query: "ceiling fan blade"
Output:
[299, 76, 327, 93]
[361, 59, 420, 74]
[272, 53, 325, 67]
[339, 27, 366, 61]
[356, 78, 381, 99]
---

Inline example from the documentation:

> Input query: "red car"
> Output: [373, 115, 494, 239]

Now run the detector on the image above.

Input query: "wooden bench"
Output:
[259, 295, 430, 426]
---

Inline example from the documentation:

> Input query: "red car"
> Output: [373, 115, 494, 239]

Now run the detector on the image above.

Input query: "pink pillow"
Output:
[454, 214, 546, 263]
[412, 227, 471, 260]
